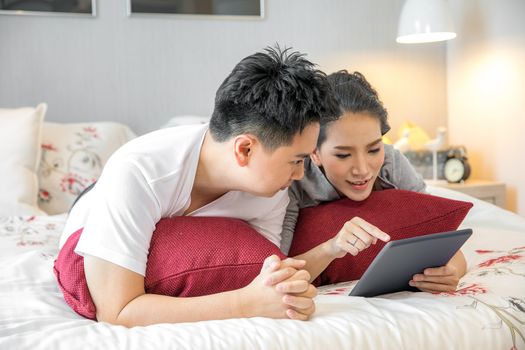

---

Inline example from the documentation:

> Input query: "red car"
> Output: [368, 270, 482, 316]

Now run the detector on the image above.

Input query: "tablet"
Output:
[349, 228, 473, 297]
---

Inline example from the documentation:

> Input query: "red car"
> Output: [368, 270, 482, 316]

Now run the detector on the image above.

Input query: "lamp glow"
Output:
[396, 0, 456, 44]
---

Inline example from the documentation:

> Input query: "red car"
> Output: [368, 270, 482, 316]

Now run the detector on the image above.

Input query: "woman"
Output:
[284, 70, 466, 293]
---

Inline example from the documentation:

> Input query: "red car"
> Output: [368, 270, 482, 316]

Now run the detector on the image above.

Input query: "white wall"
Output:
[447, 0, 525, 215]
[2, 1, 522, 214]
[0, 0, 447, 139]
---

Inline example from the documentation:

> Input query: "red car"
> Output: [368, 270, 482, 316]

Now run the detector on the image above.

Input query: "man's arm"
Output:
[84, 254, 317, 326]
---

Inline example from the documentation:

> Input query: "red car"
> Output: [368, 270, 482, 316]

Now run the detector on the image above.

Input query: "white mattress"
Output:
[1, 186, 524, 350]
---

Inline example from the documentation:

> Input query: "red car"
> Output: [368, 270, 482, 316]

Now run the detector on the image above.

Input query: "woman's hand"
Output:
[409, 264, 460, 293]
[409, 250, 466, 293]
[328, 217, 390, 258]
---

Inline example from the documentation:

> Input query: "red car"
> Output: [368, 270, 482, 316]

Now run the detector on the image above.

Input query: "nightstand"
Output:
[426, 179, 507, 209]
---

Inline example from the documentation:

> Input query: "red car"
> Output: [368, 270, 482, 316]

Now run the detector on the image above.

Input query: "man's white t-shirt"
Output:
[63, 123, 289, 276]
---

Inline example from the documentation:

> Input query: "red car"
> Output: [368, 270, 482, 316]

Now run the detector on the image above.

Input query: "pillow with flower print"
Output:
[38, 122, 136, 215]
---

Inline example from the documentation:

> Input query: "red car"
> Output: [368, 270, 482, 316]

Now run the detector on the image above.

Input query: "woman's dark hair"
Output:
[317, 70, 390, 148]
[210, 45, 340, 150]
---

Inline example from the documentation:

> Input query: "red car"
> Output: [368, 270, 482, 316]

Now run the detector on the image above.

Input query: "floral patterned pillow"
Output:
[38, 122, 136, 215]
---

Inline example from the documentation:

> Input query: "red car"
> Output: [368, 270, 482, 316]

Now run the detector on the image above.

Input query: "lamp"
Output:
[396, 0, 456, 44]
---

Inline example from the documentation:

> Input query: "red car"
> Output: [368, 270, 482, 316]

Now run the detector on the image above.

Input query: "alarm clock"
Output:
[444, 147, 471, 183]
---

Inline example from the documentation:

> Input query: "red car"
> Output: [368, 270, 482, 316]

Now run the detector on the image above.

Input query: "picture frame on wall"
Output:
[0, 0, 96, 17]
[127, 0, 264, 19]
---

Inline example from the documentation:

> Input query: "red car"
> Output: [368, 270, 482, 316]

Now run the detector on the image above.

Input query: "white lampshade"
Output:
[396, 0, 456, 44]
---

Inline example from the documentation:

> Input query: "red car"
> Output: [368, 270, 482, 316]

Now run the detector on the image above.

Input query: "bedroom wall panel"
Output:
[447, 0, 525, 216]
[0, 0, 447, 141]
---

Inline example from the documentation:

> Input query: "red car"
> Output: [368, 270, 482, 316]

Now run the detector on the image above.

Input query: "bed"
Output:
[1, 186, 524, 349]
[1, 107, 524, 349]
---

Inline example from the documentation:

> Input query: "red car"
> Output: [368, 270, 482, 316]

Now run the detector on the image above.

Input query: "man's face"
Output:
[246, 122, 320, 197]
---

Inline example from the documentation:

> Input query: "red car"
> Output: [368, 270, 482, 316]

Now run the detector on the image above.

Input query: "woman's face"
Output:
[312, 111, 385, 202]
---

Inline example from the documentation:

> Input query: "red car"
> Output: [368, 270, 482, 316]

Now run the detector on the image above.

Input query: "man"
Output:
[56, 46, 339, 326]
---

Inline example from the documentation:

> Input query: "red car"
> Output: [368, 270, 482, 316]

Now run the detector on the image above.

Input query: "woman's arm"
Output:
[280, 192, 301, 255]
[293, 217, 390, 282]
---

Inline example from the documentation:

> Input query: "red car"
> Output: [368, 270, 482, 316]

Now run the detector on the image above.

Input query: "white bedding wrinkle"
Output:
[0, 188, 524, 350]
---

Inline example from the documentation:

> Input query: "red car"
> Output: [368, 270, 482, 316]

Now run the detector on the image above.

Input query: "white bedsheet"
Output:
[1, 187, 524, 350]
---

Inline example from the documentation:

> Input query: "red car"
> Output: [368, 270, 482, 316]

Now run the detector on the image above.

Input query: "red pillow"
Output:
[288, 189, 473, 286]
[54, 217, 285, 320]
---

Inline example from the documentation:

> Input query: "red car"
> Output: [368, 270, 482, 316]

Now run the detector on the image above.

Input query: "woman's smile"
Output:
[346, 177, 372, 191]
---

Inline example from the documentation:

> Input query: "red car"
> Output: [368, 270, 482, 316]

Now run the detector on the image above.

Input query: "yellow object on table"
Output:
[398, 121, 431, 150]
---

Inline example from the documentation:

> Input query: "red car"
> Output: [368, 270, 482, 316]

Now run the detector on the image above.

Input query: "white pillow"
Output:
[162, 115, 209, 128]
[0, 103, 48, 217]
[38, 122, 136, 215]
[427, 185, 525, 232]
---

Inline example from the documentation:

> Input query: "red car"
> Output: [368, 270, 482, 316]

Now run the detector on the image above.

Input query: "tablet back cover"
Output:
[349, 229, 472, 297]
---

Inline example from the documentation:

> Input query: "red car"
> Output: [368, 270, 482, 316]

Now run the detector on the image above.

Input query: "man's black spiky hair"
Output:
[210, 45, 340, 150]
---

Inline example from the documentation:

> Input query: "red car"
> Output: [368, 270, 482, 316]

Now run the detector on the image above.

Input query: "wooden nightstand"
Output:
[426, 179, 507, 209]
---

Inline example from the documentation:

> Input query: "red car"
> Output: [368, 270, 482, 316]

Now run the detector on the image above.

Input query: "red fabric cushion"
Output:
[144, 217, 285, 297]
[53, 228, 96, 320]
[288, 189, 473, 286]
[54, 217, 285, 320]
